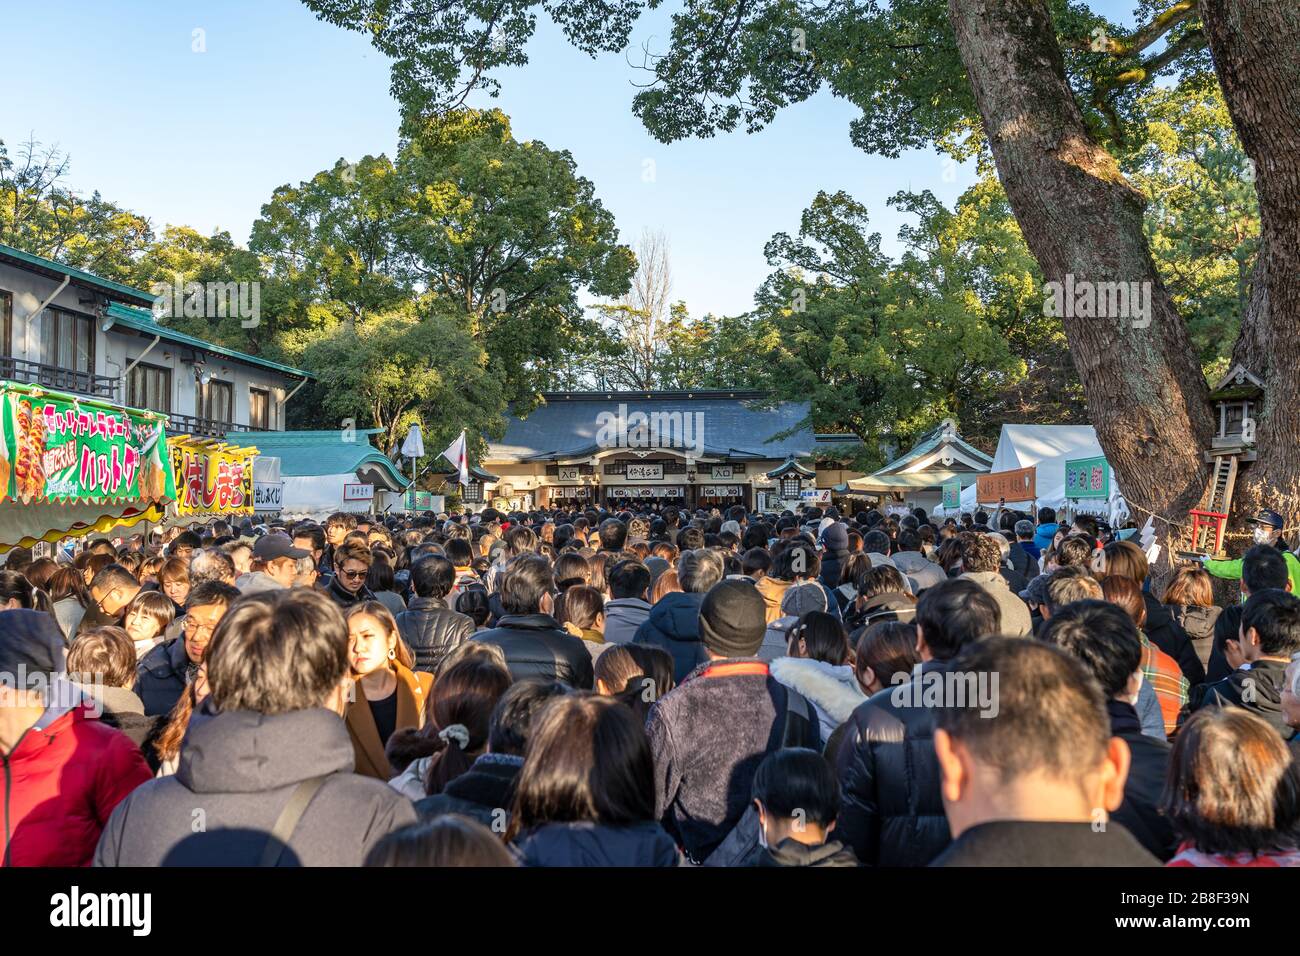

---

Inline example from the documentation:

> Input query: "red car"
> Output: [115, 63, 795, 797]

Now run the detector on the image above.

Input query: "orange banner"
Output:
[976, 466, 1036, 504]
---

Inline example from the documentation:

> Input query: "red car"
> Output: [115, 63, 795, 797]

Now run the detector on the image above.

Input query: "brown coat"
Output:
[346, 662, 433, 780]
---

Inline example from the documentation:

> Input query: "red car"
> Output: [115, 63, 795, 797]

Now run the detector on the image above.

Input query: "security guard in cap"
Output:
[1202, 509, 1300, 595]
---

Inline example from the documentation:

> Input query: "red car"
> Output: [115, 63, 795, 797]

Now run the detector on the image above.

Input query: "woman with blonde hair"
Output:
[153, 662, 210, 777]
[157, 557, 192, 614]
[344, 600, 433, 780]
[1101, 574, 1187, 736]
[650, 567, 682, 604]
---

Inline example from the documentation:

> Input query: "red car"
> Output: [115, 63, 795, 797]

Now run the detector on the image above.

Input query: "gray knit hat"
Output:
[781, 582, 828, 617]
[698, 579, 767, 658]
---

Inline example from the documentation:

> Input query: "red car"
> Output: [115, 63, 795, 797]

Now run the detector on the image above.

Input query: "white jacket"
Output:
[768, 656, 867, 743]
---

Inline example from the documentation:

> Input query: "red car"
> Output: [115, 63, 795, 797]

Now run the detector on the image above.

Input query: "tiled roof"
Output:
[489, 391, 815, 462]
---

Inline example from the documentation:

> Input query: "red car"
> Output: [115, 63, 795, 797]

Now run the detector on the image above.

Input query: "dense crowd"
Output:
[2, 501, 1299, 867]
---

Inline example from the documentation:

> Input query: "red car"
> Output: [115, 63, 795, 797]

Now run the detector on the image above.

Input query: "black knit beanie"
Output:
[698, 579, 767, 659]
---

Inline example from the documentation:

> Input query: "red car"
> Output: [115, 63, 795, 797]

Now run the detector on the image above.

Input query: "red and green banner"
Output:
[0, 381, 176, 505]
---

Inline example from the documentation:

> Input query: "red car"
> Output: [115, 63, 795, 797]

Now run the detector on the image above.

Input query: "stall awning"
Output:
[848, 471, 980, 493]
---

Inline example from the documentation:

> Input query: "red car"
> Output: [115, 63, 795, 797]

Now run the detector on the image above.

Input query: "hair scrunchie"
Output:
[437, 723, 470, 750]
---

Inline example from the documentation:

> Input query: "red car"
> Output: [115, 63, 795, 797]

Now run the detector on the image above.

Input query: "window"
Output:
[0, 291, 11, 356]
[127, 363, 171, 412]
[40, 307, 95, 372]
[199, 379, 234, 424]
[249, 388, 270, 430]
[464, 480, 484, 503]
[781, 477, 802, 498]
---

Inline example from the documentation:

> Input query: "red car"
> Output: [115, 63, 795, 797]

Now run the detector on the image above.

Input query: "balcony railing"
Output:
[165, 413, 269, 439]
[0, 356, 119, 400]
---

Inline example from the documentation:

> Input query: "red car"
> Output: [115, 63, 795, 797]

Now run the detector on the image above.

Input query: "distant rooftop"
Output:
[489, 391, 816, 462]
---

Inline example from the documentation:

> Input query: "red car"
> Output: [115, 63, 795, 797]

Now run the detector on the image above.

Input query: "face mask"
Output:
[1254, 527, 1273, 545]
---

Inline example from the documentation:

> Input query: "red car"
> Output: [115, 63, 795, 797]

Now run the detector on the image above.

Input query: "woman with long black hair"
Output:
[508, 695, 678, 867]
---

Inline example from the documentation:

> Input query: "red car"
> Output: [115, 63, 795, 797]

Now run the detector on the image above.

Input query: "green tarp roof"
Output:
[0, 242, 156, 307]
[0, 242, 312, 381]
[107, 304, 312, 380]
[241, 429, 409, 488]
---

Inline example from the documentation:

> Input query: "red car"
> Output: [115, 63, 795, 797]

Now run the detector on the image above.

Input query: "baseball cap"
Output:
[252, 535, 310, 562]
[1246, 509, 1284, 531]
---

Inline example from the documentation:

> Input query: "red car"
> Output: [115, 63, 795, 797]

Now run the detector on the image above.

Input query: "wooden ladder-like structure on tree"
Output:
[1190, 454, 1239, 556]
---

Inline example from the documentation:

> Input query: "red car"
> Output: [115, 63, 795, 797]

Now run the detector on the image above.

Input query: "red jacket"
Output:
[2, 704, 152, 866]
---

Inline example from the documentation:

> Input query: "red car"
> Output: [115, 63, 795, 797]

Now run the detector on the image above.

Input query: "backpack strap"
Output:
[260, 774, 331, 867]
[781, 685, 812, 749]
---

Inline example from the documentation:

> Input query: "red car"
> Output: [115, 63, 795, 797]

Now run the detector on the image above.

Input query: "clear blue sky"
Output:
[4, 0, 1138, 317]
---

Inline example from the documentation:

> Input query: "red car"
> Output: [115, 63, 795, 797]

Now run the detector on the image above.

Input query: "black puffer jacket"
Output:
[835, 660, 950, 866]
[472, 613, 594, 689]
[134, 636, 192, 717]
[395, 596, 475, 674]
[1143, 592, 1205, 686]
[513, 820, 679, 867]
[1108, 699, 1175, 861]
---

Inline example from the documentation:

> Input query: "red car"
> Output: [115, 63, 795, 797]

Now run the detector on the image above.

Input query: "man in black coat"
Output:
[134, 581, 239, 716]
[633, 549, 723, 683]
[1040, 600, 1175, 860]
[322, 541, 376, 608]
[835, 578, 1002, 866]
[929, 637, 1157, 866]
[1189, 589, 1300, 742]
[1206, 545, 1291, 683]
[396, 555, 475, 674]
[472, 555, 594, 689]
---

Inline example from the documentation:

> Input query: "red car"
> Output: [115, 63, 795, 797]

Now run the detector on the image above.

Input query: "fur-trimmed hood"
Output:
[768, 656, 866, 739]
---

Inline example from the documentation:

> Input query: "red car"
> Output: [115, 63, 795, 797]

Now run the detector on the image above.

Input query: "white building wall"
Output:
[0, 261, 295, 428]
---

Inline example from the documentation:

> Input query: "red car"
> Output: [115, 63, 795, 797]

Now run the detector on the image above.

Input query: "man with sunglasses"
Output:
[323, 541, 376, 609]
[134, 581, 239, 716]
[77, 565, 142, 635]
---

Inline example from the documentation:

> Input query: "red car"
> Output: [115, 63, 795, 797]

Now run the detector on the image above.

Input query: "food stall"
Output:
[0, 380, 176, 552]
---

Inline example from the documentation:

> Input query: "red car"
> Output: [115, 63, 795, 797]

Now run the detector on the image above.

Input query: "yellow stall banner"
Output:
[170, 436, 259, 517]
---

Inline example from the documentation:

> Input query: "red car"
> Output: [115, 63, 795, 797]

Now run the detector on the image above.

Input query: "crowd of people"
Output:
[2, 499, 1300, 867]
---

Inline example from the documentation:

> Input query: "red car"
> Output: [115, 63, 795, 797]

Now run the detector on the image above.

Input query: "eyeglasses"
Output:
[337, 567, 368, 580]
[94, 588, 123, 616]
[183, 617, 219, 637]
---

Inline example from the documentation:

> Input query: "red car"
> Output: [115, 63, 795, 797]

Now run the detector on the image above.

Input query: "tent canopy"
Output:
[935, 424, 1128, 523]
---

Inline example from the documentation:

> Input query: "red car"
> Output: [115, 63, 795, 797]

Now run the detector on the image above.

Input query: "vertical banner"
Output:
[942, 481, 962, 510]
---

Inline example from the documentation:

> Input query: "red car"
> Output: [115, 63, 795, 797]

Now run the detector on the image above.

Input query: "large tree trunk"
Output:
[1201, 0, 1300, 535]
[946, 0, 1214, 568]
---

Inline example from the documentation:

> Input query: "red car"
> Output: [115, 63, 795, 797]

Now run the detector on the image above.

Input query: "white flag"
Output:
[438, 431, 469, 486]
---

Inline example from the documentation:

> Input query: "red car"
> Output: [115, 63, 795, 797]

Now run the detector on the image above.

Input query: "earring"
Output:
[388, 648, 396, 660]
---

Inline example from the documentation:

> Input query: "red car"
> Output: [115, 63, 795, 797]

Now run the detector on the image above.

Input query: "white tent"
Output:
[934, 424, 1128, 523]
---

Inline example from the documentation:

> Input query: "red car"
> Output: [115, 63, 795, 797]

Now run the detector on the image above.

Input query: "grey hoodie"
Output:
[94, 707, 416, 866]
[235, 571, 286, 595]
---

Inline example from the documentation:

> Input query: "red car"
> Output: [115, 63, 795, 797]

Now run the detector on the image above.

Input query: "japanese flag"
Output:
[438, 431, 469, 486]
